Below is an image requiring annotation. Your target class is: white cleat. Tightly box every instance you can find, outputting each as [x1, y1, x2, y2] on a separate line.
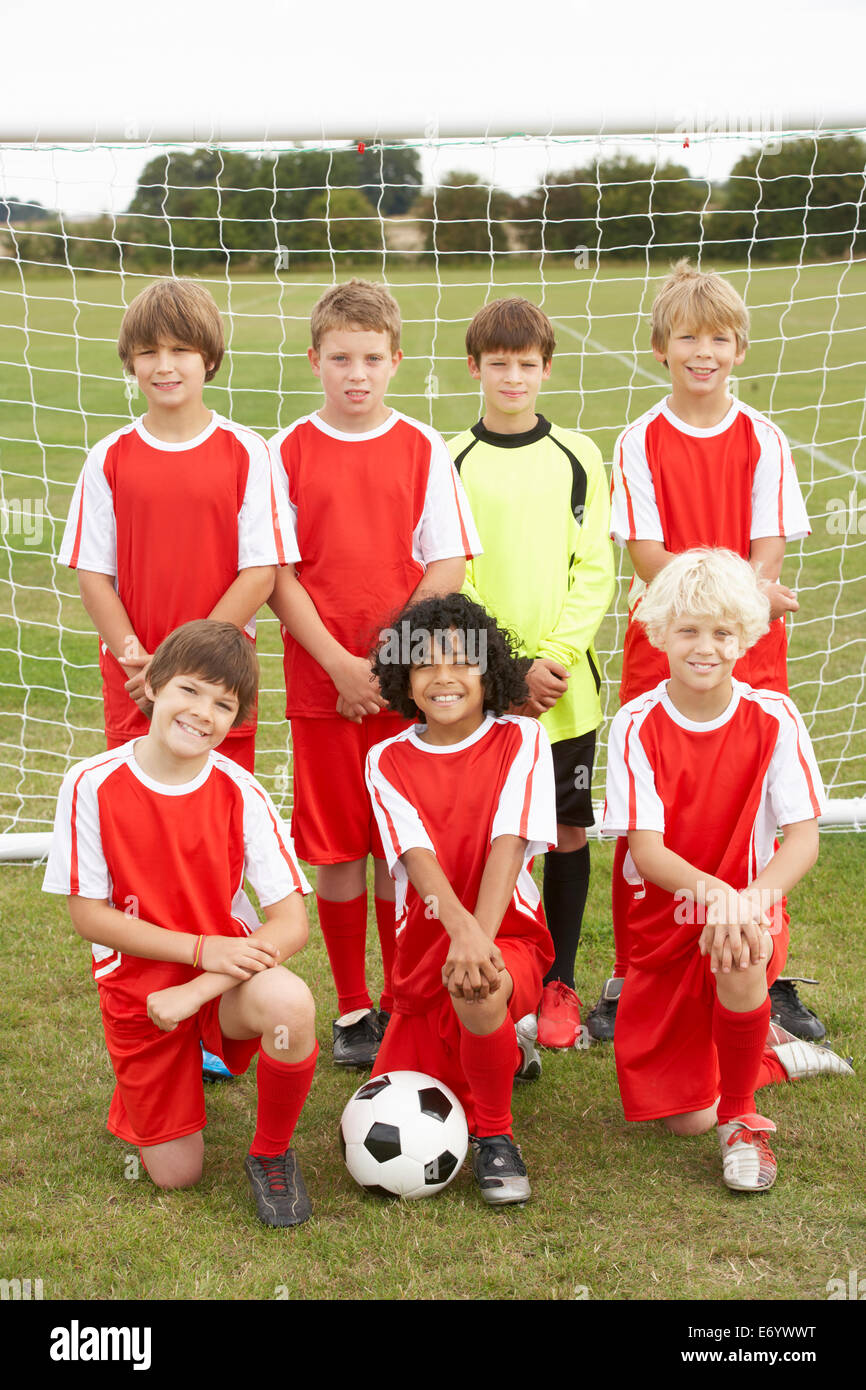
[514, 1014, 542, 1082]
[718, 1113, 778, 1192]
[767, 1021, 855, 1081]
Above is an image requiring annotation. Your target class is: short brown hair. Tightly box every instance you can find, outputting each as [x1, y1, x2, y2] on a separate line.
[310, 279, 401, 354]
[465, 298, 556, 364]
[651, 259, 749, 358]
[147, 620, 259, 727]
[117, 279, 225, 382]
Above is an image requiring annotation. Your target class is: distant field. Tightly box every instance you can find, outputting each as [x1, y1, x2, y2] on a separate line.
[0, 258, 864, 832]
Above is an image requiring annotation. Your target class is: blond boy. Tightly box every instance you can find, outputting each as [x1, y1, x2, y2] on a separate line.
[602, 550, 851, 1192]
[591, 260, 821, 1043]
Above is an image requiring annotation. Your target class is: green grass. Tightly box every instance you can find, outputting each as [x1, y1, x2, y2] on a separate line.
[0, 258, 863, 1305]
[1, 841, 863, 1303]
[0, 258, 865, 832]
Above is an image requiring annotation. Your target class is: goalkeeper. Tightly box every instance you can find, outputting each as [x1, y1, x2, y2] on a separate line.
[449, 298, 614, 1051]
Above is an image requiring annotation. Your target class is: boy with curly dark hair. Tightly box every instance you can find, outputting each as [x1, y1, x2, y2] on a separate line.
[365, 593, 557, 1206]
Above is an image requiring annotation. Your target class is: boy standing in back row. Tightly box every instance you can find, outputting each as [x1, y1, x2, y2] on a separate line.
[268, 281, 481, 1067]
[61, 278, 292, 773]
[591, 259, 823, 1044]
[450, 299, 614, 1049]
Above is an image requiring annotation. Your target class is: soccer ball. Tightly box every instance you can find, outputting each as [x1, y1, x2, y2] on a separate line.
[339, 1070, 469, 1200]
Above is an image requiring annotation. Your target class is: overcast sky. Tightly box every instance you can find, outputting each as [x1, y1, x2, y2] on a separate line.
[3, 0, 865, 214]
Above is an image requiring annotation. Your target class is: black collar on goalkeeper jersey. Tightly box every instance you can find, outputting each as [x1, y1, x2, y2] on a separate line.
[469, 414, 552, 448]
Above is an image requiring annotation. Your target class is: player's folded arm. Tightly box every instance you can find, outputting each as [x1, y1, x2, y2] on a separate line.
[473, 833, 528, 939]
[67, 894, 199, 966]
[253, 892, 309, 964]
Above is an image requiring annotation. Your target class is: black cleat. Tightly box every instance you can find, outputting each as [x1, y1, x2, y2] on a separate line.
[470, 1134, 530, 1206]
[332, 1008, 384, 1068]
[769, 977, 827, 1043]
[245, 1148, 312, 1228]
[586, 975, 622, 1042]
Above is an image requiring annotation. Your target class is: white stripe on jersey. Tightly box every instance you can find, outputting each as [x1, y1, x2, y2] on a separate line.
[490, 715, 557, 852]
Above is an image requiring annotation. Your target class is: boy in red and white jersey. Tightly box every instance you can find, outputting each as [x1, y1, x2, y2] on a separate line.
[590, 259, 820, 1043]
[366, 593, 556, 1206]
[602, 551, 852, 1192]
[43, 621, 318, 1227]
[60, 278, 293, 773]
[269, 281, 481, 1068]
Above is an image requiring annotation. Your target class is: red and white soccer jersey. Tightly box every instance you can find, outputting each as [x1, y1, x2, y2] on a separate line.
[269, 411, 482, 717]
[43, 742, 311, 1017]
[602, 680, 826, 1119]
[610, 398, 810, 701]
[366, 714, 557, 1013]
[60, 413, 297, 744]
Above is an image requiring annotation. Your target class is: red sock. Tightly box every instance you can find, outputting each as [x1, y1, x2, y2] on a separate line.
[374, 895, 396, 1014]
[458, 1016, 520, 1138]
[714, 996, 772, 1124]
[756, 1048, 789, 1088]
[250, 1043, 318, 1158]
[316, 892, 371, 1015]
[611, 837, 631, 979]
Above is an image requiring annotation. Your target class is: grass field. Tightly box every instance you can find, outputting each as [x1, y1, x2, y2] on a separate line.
[0, 258, 864, 1308]
[1, 841, 863, 1305]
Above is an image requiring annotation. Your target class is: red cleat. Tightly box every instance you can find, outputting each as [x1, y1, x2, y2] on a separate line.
[537, 980, 582, 1049]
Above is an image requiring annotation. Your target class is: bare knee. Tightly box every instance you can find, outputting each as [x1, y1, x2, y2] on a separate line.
[316, 859, 366, 901]
[663, 1105, 718, 1137]
[554, 824, 587, 854]
[451, 989, 509, 1037]
[239, 968, 316, 1058]
[141, 1132, 204, 1189]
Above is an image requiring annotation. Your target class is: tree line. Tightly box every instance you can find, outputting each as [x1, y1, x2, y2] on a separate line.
[6, 137, 865, 271]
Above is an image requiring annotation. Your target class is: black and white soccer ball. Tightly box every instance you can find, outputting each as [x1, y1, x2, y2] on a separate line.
[339, 1070, 469, 1200]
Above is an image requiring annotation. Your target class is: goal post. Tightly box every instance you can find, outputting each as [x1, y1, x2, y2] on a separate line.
[1, 125, 865, 858]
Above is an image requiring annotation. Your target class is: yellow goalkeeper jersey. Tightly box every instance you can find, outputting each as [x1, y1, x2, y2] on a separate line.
[449, 415, 614, 742]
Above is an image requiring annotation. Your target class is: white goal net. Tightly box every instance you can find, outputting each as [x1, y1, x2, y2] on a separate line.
[1, 127, 865, 853]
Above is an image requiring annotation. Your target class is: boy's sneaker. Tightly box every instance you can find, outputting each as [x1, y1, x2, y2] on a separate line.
[201, 1045, 233, 1082]
[332, 1007, 383, 1068]
[586, 976, 623, 1042]
[537, 980, 583, 1049]
[514, 1014, 542, 1081]
[767, 1021, 854, 1080]
[717, 1113, 777, 1192]
[244, 1148, 312, 1227]
[768, 977, 826, 1042]
[470, 1134, 531, 1206]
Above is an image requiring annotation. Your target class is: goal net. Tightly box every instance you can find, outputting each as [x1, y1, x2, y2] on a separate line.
[1, 127, 865, 854]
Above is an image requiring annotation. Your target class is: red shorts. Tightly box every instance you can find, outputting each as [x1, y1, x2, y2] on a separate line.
[107, 726, 256, 773]
[371, 938, 545, 1133]
[614, 913, 789, 1122]
[99, 992, 260, 1147]
[290, 713, 411, 865]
